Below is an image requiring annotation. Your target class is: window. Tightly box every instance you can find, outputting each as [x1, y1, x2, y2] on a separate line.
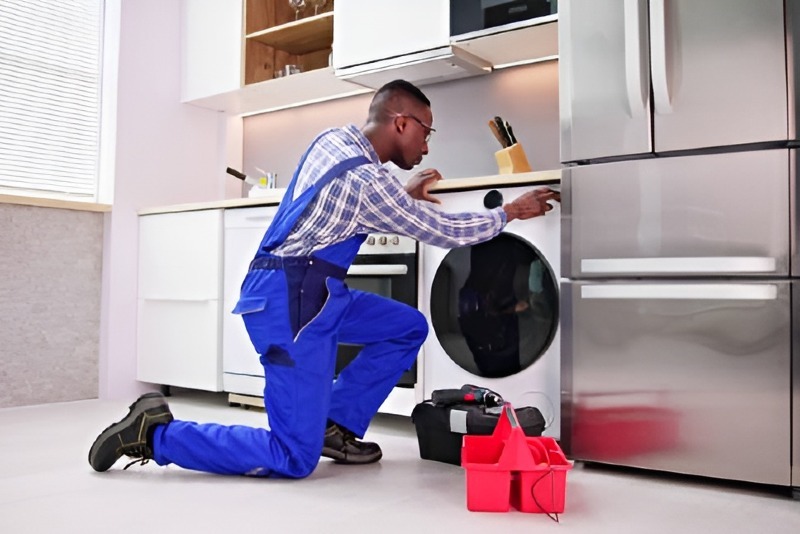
[0, 0, 105, 201]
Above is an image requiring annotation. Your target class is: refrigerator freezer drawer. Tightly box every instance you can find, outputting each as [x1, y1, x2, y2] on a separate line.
[561, 280, 792, 485]
[562, 150, 790, 278]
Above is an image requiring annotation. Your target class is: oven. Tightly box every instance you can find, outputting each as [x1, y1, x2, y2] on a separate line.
[339, 234, 418, 387]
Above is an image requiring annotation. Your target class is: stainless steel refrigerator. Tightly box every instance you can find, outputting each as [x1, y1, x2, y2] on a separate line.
[559, 0, 799, 491]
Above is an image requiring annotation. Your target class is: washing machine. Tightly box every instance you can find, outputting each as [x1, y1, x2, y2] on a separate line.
[421, 184, 561, 438]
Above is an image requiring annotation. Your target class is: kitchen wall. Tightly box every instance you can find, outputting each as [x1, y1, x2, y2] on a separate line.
[98, 0, 237, 401]
[0, 204, 103, 408]
[242, 61, 560, 186]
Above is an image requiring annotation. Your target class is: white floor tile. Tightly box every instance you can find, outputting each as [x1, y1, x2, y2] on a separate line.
[0, 390, 797, 533]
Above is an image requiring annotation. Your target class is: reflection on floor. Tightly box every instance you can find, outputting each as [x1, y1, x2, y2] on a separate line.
[0, 389, 797, 533]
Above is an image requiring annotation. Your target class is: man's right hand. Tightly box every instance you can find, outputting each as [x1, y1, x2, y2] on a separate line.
[502, 187, 561, 222]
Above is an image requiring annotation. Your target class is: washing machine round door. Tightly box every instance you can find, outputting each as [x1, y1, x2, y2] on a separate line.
[429, 232, 559, 378]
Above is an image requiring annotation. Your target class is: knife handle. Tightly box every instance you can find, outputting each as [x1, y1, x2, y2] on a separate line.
[504, 121, 517, 145]
[493, 116, 512, 147]
[488, 120, 508, 148]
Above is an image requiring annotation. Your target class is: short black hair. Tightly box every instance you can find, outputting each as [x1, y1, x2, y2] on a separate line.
[374, 79, 431, 108]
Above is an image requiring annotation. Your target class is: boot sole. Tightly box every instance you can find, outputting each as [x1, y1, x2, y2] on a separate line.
[88, 392, 172, 472]
[321, 447, 383, 465]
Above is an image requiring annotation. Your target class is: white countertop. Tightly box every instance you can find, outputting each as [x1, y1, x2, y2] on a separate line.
[139, 169, 560, 215]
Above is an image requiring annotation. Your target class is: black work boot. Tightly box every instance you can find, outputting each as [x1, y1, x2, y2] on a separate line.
[321, 423, 382, 465]
[88, 392, 173, 472]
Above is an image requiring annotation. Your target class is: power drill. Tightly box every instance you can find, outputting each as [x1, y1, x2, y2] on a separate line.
[431, 384, 504, 410]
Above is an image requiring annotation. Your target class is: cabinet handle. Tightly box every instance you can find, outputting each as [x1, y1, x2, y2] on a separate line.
[581, 284, 778, 301]
[624, 0, 646, 118]
[649, 0, 672, 114]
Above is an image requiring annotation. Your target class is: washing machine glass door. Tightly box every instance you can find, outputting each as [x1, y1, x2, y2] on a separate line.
[430, 232, 558, 378]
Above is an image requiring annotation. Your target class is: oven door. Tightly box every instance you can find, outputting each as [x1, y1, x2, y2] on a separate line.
[338, 251, 418, 386]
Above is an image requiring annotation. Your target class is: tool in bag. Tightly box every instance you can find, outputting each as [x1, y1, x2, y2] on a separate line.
[430, 384, 504, 413]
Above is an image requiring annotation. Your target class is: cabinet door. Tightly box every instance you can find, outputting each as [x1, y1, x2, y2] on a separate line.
[332, 0, 450, 69]
[137, 210, 223, 390]
[180, 0, 243, 102]
[137, 299, 222, 391]
[138, 210, 223, 300]
[653, 0, 787, 152]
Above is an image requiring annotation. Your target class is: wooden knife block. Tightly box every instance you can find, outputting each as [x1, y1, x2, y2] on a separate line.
[495, 143, 532, 174]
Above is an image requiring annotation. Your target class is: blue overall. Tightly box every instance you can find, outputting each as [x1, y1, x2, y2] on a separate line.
[151, 135, 428, 478]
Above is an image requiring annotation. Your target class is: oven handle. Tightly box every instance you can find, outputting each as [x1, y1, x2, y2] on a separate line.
[346, 264, 408, 276]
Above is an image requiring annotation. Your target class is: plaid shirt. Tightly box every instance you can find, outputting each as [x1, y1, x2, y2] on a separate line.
[272, 124, 506, 257]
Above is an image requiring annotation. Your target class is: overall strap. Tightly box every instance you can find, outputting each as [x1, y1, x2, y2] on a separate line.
[257, 153, 370, 255]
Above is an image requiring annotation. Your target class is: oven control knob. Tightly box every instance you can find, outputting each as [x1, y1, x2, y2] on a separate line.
[378, 236, 388, 245]
[390, 236, 400, 245]
[366, 236, 375, 245]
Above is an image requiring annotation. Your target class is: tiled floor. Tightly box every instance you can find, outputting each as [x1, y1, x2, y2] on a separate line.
[1, 389, 797, 533]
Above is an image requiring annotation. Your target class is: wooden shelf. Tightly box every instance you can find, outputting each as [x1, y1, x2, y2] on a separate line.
[246, 12, 333, 55]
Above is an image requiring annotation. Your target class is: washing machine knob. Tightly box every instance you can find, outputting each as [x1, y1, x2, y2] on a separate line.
[484, 189, 504, 209]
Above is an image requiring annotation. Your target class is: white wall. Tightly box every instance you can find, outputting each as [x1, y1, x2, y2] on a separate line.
[98, 0, 240, 399]
[242, 61, 560, 186]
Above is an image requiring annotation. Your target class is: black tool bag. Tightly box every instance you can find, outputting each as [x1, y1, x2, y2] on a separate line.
[411, 400, 546, 466]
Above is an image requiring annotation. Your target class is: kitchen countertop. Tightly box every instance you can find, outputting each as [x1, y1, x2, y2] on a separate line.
[139, 169, 560, 215]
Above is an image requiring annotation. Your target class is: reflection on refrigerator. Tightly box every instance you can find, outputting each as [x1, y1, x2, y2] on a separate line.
[559, 0, 797, 489]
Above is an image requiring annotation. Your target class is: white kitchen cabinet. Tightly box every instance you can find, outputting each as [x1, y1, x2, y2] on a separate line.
[222, 206, 278, 396]
[332, 0, 491, 89]
[180, 0, 244, 103]
[332, 0, 450, 69]
[137, 209, 224, 391]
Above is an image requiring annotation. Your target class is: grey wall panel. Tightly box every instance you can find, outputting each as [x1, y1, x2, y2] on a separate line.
[0, 204, 103, 408]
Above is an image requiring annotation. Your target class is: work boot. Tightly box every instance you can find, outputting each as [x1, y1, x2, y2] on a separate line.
[321, 423, 382, 464]
[88, 392, 173, 472]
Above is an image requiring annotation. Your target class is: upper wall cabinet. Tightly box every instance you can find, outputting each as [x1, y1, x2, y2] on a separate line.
[332, 0, 492, 89]
[180, 0, 243, 102]
[182, 0, 369, 115]
[332, 0, 558, 90]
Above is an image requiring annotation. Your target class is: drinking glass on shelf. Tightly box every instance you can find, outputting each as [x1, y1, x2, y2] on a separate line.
[288, 0, 307, 20]
[308, 0, 327, 15]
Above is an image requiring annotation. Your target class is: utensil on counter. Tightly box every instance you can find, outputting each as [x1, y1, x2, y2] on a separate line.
[493, 116, 513, 147]
[488, 119, 509, 148]
[489, 116, 518, 148]
[504, 120, 518, 145]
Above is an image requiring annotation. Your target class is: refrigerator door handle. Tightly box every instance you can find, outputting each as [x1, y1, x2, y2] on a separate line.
[624, 0, 647, 118]
[649, 0, 672, 115]
[581, 256, 777, 275]
[580, 284, 778, 301]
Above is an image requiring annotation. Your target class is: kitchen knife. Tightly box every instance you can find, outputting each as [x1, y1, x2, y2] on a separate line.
[488, 119, 509, 148]
[504, 120, 517, 145]
[493, 116, 512, 147]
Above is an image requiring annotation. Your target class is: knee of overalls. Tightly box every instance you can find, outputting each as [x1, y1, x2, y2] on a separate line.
[401, 306, 429, 346]
[284, 450, 322, 479]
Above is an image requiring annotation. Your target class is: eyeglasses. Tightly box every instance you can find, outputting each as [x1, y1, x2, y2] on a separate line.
[394, 113, 435, 143]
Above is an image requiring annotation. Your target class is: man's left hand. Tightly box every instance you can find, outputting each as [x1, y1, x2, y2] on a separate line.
[405, 168, 442, 204]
